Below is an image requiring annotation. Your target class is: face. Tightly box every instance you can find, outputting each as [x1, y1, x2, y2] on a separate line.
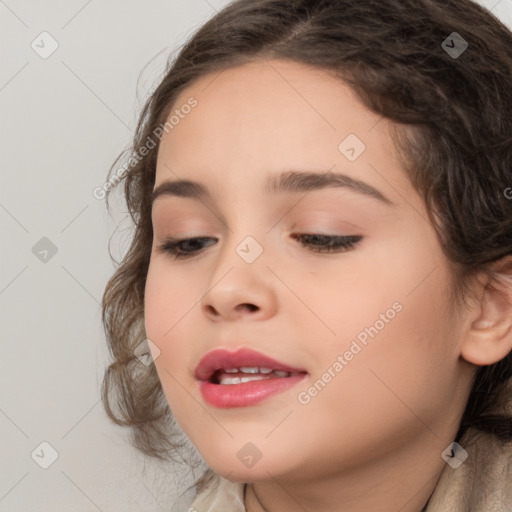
[144, 59, 472, 485]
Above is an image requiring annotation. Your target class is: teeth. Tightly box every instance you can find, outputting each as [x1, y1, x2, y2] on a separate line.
[219, 375, 269, 385]
[217, 370, 294, 384]
[239, 367, 259, 374]
[220, 367, 285, 374]
[220, 377, 241, 385]
[240, 376, 267, 383]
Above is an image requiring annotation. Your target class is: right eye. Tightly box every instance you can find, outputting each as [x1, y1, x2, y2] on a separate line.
[157, 237, 217, 260]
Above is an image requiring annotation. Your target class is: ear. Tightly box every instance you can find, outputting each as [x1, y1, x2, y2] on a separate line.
[460, 257, 512, 366]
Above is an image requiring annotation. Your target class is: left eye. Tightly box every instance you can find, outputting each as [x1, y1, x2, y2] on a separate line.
[291, 233, 362, 253]
[157, 233, 363, 260]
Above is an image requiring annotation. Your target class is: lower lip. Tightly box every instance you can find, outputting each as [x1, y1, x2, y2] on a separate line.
[198, 374, 307, 408]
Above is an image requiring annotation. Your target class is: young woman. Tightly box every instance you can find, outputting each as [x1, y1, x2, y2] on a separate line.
[100, 0, 512, 510]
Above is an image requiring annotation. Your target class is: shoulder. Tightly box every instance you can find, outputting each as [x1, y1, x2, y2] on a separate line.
[172, 473, 246, 512]
[425, 430, 512, 512]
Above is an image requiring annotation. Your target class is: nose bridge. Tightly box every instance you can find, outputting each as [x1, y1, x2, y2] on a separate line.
[211, 228, 267, 289]
[213, 203, 269, 273]
[201, 226, 275, 319]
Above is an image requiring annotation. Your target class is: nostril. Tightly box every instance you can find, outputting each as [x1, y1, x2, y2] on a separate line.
[204, 305, 218, 315]
[238, 303, 258, 312]
[203, 303, 259, 316]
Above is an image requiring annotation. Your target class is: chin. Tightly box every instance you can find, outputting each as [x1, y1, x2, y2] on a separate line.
[202, 447, 299, 484]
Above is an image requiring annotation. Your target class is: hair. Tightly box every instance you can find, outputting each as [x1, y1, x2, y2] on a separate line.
[100, 0, 512, 494]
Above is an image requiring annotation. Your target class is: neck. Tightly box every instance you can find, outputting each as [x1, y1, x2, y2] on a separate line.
[244, 432, 449, 512]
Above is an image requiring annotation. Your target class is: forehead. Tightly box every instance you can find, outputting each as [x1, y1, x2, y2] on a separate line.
[154, 59, 404, 196]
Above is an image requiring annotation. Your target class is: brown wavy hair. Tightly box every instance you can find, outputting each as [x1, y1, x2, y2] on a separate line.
[100, 0, 512, 493]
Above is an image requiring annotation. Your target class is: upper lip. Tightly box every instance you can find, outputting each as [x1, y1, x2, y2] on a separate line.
[194, 347, 308, 382]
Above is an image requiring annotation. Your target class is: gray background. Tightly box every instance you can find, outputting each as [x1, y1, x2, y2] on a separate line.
[1, 0, 510, 510]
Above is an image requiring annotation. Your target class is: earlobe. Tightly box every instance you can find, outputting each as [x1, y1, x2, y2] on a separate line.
[460, 261, 512, 367]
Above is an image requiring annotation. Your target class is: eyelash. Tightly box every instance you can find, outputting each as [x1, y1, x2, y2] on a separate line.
[157, 234, 363, 260]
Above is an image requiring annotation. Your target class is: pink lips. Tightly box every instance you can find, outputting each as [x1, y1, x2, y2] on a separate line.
[194, 348, 308, 408]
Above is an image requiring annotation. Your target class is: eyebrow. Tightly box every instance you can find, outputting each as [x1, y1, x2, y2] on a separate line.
[151, 170, 395, 207]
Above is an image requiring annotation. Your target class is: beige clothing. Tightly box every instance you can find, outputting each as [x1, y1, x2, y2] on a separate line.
[173, 428, 512, 511]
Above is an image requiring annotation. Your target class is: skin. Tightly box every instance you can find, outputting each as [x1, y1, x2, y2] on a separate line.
[144, 59, 512, 512]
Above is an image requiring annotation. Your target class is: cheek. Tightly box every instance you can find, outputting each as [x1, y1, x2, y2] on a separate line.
[298, 236, 458, 410]
[283, 290, 456, 473]
[143, 260, 201, 391]
[143, 264, 198, 425]
[307, 268, 457, 429]
[144, 260, 196, 339]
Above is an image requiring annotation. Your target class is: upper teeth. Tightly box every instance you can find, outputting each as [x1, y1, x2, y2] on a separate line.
[224, 367, 274, 374]
[216, 368, 294, 385]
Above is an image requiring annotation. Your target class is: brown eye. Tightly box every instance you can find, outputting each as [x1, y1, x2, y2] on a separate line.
[158, 237, 217, 259]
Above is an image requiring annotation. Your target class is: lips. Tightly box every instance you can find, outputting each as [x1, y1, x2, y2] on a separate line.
[194, 347, 307, 382]
[194, 347, 308, 408]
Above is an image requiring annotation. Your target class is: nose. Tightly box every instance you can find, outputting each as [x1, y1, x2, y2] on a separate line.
[200, 238, 278, 322]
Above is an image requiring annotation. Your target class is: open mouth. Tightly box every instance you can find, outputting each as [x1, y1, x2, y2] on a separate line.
[209, 367, 304, 385]
[195, 347, 308, 408]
